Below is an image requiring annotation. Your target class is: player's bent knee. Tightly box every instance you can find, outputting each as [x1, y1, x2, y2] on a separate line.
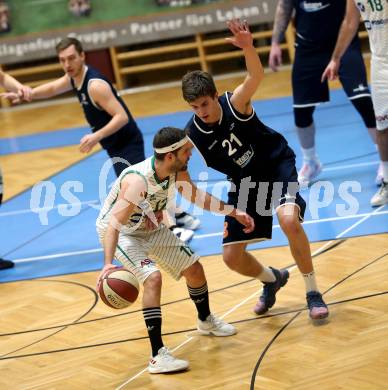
[278, 214, 302, 237]
[182, 261, 205, 281]
[143, 271, 162, 290]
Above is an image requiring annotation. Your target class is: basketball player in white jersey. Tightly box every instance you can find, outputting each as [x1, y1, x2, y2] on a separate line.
[323, 0, 388, 206]
[96, 126, 254, 374]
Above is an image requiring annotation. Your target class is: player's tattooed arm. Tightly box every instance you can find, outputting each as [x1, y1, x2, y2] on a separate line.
[272, 0, 294, 44]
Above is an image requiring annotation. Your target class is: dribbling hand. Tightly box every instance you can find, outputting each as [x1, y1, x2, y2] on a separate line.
[96, 263, 117, 291]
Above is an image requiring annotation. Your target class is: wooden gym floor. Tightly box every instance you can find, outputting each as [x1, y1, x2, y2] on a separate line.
[0, 67, 387, 389]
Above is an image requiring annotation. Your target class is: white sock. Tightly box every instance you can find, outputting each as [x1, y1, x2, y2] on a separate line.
[257, 267, 276, 283]
[301, 147, 318, 162]
[302, 271, 318, 293]
[382, 161, 388, 183]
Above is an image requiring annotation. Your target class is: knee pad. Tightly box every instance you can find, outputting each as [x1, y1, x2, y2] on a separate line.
[351, 96, 376, 128]
[294, 106, 315, 128]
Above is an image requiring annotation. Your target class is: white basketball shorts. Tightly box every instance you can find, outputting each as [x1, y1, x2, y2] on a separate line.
[371, 55, 388, 131]
[97, 226, 199, 284]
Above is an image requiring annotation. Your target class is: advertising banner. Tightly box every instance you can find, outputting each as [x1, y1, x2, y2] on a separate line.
[0, 0, 275, 64]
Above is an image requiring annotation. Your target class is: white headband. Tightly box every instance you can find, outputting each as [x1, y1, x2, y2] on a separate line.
[154, 136, 189, 154]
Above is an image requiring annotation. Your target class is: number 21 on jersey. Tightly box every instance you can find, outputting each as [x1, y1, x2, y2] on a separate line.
[222, 132, 242, 156]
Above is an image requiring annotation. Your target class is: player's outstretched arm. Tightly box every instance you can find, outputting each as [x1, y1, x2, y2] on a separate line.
[3, 75, 72, 105]
[80, 80, 129, 153]
[176, 170, 254, 233]
[322, 0, 361, 82]
[32, 75, 73, 100]
[269, 0, 294, 72]
[226, 19, 264, 115]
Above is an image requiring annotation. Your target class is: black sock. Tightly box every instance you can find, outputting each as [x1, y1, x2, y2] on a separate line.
[143, 307, 163, 357]
[188, 283, 210, 321]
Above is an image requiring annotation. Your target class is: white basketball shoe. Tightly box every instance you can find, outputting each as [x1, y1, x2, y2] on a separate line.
[148, 347, 189, 374]
[175, 212, 201, 230]
[197, 314, 237, 336]
[298, 159, 322, 187]
[171, 226, 194, 243]
[370, 181, 388, 207]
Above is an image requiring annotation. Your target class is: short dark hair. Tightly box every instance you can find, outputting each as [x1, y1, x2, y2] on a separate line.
[181, 70, 217, 102]
[56, 37, 84, 55]
[153, 127, 187, 160]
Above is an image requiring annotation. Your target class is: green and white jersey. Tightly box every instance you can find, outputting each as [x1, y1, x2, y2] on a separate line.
[96, 156, 176, 233]
[355, 0, 388, 57]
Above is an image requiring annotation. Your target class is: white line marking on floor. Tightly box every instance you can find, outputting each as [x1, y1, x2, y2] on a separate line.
[0, 160, 378, 217]
[0, 200, 98, 217]
[11, 208, 387, 263]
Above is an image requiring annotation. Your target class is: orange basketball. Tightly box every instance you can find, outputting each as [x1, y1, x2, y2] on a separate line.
[98, 267, 139, 309]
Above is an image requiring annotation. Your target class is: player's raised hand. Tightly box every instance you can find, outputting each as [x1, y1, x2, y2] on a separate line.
[321, 59, 340, 82]
[225, 19, 253, 49]
[234, 209, 255, 233]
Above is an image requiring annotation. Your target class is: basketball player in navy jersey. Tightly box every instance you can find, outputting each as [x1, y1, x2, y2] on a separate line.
[0, 70, 32, 269]
[3, 37, 199, 240]
[25, 37, 146, 177]
[182, 19, 329, 320]
[269, 0, 380, 187]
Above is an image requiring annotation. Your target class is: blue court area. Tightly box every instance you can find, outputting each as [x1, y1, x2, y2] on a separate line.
[1, 89, 387, 283]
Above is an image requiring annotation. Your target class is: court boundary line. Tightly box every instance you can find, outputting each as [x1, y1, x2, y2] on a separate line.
[0, 159, 380, 218]
[10, 209, 387, 263]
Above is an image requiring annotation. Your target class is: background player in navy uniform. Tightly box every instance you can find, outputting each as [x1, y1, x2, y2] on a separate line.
[0, 70, 32, 269]
[322, 0, 388, 206]
[4, 37, 199, 240]
[25, 37, 145, 176]
[182, 19, 329, 320]
[269, 0, 380, 186]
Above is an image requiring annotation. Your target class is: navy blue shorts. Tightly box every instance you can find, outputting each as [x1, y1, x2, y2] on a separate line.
[107, 137, 145, 177]
[292, 37, 370, 107]
[223, 153, 306, 245]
